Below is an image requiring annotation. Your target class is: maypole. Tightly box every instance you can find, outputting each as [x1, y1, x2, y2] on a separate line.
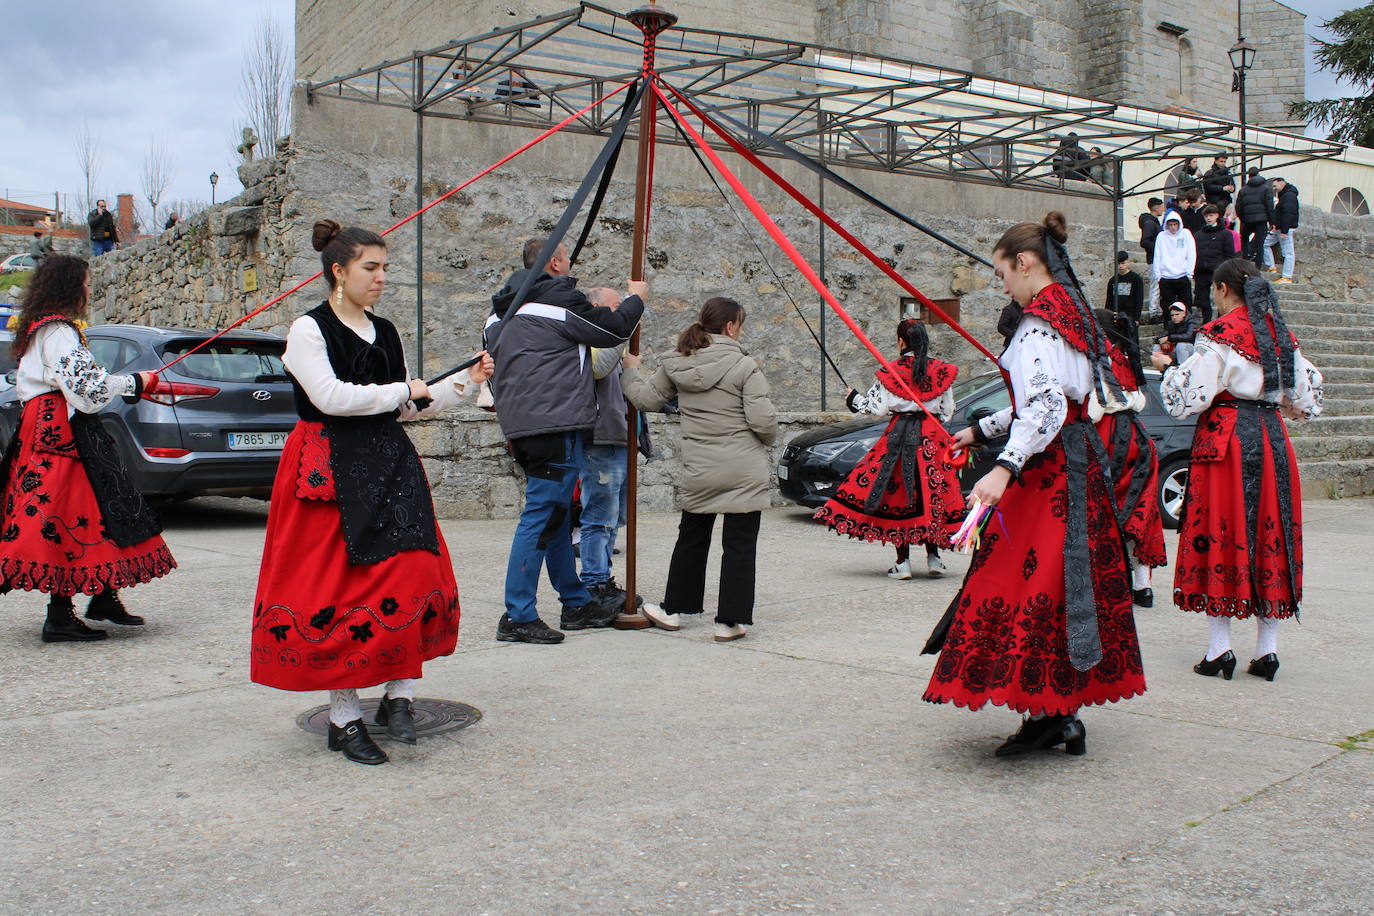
[613, 3, 677, 629]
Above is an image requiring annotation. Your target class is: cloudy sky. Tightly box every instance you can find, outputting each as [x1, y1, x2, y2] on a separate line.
[0, 0, 1363, 226]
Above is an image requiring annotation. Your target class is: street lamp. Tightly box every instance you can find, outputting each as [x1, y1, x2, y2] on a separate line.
[209, 171, 219, 205]
[1229, 36, 1256, 174]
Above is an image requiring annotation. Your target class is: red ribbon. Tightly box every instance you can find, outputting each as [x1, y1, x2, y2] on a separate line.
[157, 80, 636, 375]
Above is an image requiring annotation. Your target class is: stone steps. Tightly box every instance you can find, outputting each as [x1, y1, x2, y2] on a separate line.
[1318, 367, 1374, 381]
[1304, 339, 1374, 357]
[1291, 435, 1374, 461]
[1283, 309, 1374, 327]
[1300, 458, 1374, 500]
[1287, 323, 1374, 341]
[1319, 398, 1374, 417]
[1290, 414, 1374, 437]
[1321, 382, 1374, 398]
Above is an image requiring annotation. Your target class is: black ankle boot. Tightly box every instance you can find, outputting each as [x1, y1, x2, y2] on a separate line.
[86, 590, 144, 626]
[995, 714, 1085, 757]
[42, 596, 108, 643]
[327, 720, 388, 765]
[375, 696, 417, 744]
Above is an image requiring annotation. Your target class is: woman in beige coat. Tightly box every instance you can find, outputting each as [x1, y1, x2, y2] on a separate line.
[622, 297, 779, 642]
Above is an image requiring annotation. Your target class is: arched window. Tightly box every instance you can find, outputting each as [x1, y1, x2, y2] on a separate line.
[1177, 38, 1194, 103]
[1332, 187, 1371, 216]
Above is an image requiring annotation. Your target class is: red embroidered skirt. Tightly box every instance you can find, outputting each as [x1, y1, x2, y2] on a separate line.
[1095, 412, 1168, 568]
[250, 421, 461, 692]
[1173, 402, 1302, 619]
[923, 433, 1146, 715]
[0, 394, 175, 596]
[813, 414, 961, 548]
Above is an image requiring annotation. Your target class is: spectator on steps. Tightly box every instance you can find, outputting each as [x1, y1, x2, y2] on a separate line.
[1153, 210, 1195, 318]
[1139, 197, 1164, 317]
[1105, 250, 1145, 324]
[1202, 154, 1236, 212]
[1263, 177, 1300, 283]
[1235, 167, 1277, 267]
[1193, 204, 1236, 324]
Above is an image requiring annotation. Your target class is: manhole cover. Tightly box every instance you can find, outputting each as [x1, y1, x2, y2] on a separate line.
[296, 698, 481, 739]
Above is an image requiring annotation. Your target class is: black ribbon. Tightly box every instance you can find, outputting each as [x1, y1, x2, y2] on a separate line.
[862, 414, 921, 514]
[704, 106, 994, 268]
[1243, 275, 1296, 399]
[1227, 399, 1300, 616]
[1043, 236, 1124, 409]
[1059, 418, 1106, 671]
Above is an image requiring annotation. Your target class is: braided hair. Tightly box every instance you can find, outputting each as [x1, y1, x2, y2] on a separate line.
[897, 317, 930, 387]
[1215, 258, 1296, 398]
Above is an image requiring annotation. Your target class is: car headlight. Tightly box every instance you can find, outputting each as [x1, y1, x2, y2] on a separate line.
[809, 436, 879, 464]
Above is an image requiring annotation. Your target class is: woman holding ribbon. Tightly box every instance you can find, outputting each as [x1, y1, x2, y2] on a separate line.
[1154, 258, 1322, 682]
[813, 318, 961, 579]
[924, 211, 1146, 758]
[0, 254, 174, 642]
[250, 219, 492, 765]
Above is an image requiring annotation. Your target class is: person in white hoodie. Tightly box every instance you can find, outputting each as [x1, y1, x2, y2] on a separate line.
[1153, 210, 1196, 318]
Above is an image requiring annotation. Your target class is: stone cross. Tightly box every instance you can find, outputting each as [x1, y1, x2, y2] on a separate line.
[237, 127, 260, 163]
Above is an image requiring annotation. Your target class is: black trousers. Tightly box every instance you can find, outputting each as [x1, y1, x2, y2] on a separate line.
[662, 510, 761, 625]
[1158, 276, 1193, 313]
[1193, 270, 1214, 324]
[1242, 221, 1270, 267]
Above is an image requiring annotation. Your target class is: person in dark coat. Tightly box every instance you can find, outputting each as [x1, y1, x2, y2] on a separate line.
[1235, 167, 1277, 267]
[1138, 197, 1164, 317]
[86, 200, 117, 256]
[1202, 155, 1235, 211]
[1153, 301, 1198, 367]
[1263, 177, 1300, 283]
[1105, 250, 1145, 323]
[1177, 188, 1205, 234]
[1192, 204, 1236, 323]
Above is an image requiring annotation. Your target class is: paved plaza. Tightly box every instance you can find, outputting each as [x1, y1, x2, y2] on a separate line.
[2, 496, 1371, 915]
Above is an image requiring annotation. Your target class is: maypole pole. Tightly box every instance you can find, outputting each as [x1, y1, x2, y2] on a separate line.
[614, 3, 677, 629]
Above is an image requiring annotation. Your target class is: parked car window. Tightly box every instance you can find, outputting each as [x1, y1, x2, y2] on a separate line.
[87, 337, 137, 372]
[961, 384, 1012, 424]
[160, 341, 287, 383]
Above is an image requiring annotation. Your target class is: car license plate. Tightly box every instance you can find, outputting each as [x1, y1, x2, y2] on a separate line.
[227, 430, 289, 450]
[776, 465, 789, 480]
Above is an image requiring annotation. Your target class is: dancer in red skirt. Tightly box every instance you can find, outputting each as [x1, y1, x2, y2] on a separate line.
[1154, 258, 1322, 682]
[251, 220, 492, 765]
[1093, 308, 1168, 607]
[924, 212, 1145, 758]
[813, 319, 961, 579]
[0, 255, 174, 641]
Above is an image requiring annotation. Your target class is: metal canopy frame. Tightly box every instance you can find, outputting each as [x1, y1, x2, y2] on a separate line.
[305, 2, 1343, 201]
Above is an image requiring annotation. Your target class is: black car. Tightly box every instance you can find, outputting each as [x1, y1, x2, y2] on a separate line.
[0, 324, 297, 500]
[777, 370, 1196, 528]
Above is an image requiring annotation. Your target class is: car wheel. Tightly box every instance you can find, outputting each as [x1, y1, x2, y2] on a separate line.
[1158, 458, 1189, 530]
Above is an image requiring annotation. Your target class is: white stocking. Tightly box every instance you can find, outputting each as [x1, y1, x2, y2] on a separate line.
[385, 678, 416, 701]
[1131, 561, 1152, 590]
[1254, 617, 1280, 658]
[329, 688, 362, 727]
[1207, 616, 1232, 661]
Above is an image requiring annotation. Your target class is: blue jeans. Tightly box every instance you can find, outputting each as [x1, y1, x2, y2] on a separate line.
[91, 240, 114, 256]
[503, 432, 593, 623]
[579, 444, 628, 588]
[1262, 230, 1296, 278]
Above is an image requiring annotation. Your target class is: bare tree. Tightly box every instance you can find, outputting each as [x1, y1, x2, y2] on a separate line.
[140, 139, 175, 231]
[238, 15, 293, 159]
[73, 120, 101, 215]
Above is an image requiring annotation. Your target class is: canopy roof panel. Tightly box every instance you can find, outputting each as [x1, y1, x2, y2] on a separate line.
[305, 2, 1342, 199]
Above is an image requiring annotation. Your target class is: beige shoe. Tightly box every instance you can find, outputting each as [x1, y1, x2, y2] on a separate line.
[714, 623, 747, 643]
[640, 603, 682, 632]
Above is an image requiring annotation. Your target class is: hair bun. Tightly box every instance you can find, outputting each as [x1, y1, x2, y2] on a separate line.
[1042, 211, 1068, 244]
[311, 219, 342, 252]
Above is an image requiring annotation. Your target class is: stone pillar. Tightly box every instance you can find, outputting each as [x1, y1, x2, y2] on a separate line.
[116, 193, 135, 242]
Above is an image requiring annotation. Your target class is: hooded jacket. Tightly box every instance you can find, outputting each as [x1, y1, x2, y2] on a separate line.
[1275, 182, 1300, 232]
[1193, 221, 1236, 274]
[1236, 175, 1276, 226]
[1138, 211, 1161, 260]
[487, 272, 643, 441]
[622, 335, 778, 514]
[1152, 211, 1196, 281]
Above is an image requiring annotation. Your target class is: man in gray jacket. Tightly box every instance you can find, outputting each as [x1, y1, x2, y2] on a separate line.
[488, 241, 647, 644]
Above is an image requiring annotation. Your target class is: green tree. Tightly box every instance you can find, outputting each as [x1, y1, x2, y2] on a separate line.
[1289, 4, 1374, 147]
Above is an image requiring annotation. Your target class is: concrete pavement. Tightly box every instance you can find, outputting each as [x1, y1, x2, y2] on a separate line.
[1, 496, 1371, 915]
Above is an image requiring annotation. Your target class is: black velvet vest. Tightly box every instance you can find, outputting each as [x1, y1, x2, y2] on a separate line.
[290, 303, 437, 566]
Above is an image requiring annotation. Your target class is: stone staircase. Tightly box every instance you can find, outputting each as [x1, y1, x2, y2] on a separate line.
[1279, 283, 1374, 498]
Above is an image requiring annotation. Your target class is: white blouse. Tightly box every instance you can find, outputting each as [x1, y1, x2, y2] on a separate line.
[283, 316, 476, 420]
[850, 378, 954, 423]
[1159, 334, 1323, 422]
[975, 315, 1095, 472]
[16, 322, 137, 417]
